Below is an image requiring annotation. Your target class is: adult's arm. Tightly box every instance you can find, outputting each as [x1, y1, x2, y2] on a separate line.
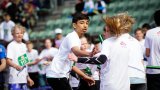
[71, 46, 91, 57]
[77, 54, 107, 64]
[68, 54, 107, 64]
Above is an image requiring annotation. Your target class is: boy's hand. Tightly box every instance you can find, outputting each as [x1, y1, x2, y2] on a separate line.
[83, 75, 95, 86]
[14, 65, 23, 71]
[27, 77, 34, 86]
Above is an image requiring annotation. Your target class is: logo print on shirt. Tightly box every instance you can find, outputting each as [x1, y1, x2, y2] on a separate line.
[120, 41, 127, 48]
[157, 31, 160, 36]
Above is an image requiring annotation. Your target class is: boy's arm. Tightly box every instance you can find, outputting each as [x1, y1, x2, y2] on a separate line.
[0, 59, 6, 72]
[71, 46, 91, 57]
[146, 48, 150, 57]
[6, 58, 23, 71]
[69, 54, 107, 64]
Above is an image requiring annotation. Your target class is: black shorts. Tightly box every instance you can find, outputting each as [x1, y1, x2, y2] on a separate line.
[47, 77, 72, 90]
[78, 79, 100, 90]
[147, 74, 160, 90]
[29, 72, 39, 89]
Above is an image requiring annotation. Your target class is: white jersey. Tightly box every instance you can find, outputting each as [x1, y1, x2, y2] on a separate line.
[46, 31, 81, 78]
[7, 41, 28, 84]
[145, 27, 160, 74]
[38, 47, 58, 74]
[26, 49, 39, 73]
[0, 20, 15, 41]
[128, 38, 145, 80]
[100, 33, 135, 90]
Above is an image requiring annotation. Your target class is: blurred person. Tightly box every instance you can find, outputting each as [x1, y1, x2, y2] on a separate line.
[0, 13, 15, 42]
[37, 38, 58, 89]
[6, 0, 22, 22]
[6, 25, 34, 90]
[20, 17, 30, 30]
[0, 44, 6, 89]
[141, 23, 151, 38]
[26, 41, 39, 90]
[69, 13, 141, 90]
[75, 0, 85, 13]
[134, 28, 147, 61]
[76, 36, 100, 90]
[83, 0, 95, 16]
[55, 28, 64, 48]
[84, 33, 94, 52]
[46, 13, 95, 90]
[127, 28, 147, 90]
[145, 10, 160, 90]
[0, 0, 11, 10]
[95, 0, 106, 14]
[103, 25, 111, 39]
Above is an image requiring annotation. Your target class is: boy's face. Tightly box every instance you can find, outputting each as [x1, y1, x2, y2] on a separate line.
[135, 30, 144, 41]
[45, 39, 52, 49]
[27, 44, 33, 51]
[13, 28, 24, 43]
[4, 15, 10, 21]
[80, 38, 89, 51]
[73, 19, 89, 36]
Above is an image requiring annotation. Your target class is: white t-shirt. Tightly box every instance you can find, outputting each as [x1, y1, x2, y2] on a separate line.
[38, 47, 58, 74]
[100, 33, 135, 90]
[46, 31, 81, 78]
[76, 63, 99, 80]
[145, 27, 160, 74]
[139, 39, 145, 56]
[139, 39, 148, 66]
[7, 40, 28, 84]
[128, 38, 145, 79]
[0, 20, 15, 41]
[26, 49, 39, 73]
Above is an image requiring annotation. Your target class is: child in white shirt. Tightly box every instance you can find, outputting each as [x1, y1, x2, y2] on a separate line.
[7, 25, 34, 90]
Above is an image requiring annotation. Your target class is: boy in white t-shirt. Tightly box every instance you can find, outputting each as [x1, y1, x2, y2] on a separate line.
[46, 13, 95, 90]
[69, 13, 138, 90]
[26, 41, 39, 89]
[6, 25, 34, 90]
[0, 13, 15, 42]
[37, 38, 58, 89]
[145, 10, 160, 90]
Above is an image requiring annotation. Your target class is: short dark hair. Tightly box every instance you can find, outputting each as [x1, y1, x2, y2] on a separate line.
[142, 23, 151, 29]
[72, 12, 90, 23]
[154, 10, 160, 26]
[26, 41, 33, 45]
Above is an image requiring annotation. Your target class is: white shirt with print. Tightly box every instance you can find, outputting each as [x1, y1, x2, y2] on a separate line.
[27, 49, 39, 73]
[0, 20, 15, 41]
[100, 33, 135, 90]
[7, 41, 28, 84]
[145, 27, 160, 74]
[46, 31, 81, 78]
